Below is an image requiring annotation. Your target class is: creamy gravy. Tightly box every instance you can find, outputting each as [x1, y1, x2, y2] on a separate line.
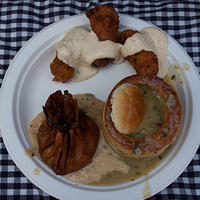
[91, 148, 169, 186]
[128, 84, 165, 138]
[121, 27, 169, 78]
[33, 168, 42, 175]
[143, 175, 152, 199]
[25, 147, 35, 157]
[28, 112, 45, 155]
[182, 63, 190, 72]
[56, 27, 123, 82]
[56, 26, 168, 81]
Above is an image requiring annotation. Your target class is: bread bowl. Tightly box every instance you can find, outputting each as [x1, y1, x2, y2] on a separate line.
[103, 75, 181, 158]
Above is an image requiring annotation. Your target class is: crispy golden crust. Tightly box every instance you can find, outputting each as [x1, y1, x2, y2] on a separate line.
[86, 4, 119, 68]
[50, 56, 75, 83]
[119, 29, 138, 44]
[103, 75, 181, 159]
[86, 4, 119, 42]
[127, 50, 159, 76]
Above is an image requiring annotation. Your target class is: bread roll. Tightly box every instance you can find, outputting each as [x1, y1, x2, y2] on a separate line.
[111, 84, 145, 134]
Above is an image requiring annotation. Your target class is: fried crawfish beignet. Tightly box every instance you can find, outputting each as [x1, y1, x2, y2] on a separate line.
[86, 4, 119, 42]
[120, 30, 159, 76]
[86, 4, 119, 68]
[50, 56, 75, 83]
[127, 50, 159, 76]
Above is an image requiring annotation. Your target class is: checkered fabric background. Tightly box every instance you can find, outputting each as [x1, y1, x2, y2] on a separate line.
[0, 0, 200, 199]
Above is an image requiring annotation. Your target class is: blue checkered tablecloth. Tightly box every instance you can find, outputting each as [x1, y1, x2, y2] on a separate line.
[0, 0, 200, 199]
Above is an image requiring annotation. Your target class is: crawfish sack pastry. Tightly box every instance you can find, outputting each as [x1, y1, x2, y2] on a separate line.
[86, 4, 119, 68]
[37, 90, 100, 175]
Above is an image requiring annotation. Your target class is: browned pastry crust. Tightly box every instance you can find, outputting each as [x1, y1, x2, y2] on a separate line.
[50, 56, 75, 83]
[86, 4, 119, 68]
[37, 90, 99, 175]
[103, 75, 181, 158]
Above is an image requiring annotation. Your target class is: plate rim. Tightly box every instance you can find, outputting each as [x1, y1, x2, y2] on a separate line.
[1, 13, 200, 200]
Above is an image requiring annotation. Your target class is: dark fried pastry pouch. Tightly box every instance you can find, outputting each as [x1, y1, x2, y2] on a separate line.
[37, 90, 99, 175]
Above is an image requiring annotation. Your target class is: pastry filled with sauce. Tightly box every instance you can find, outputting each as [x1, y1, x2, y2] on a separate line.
[103, 75, 181, 159]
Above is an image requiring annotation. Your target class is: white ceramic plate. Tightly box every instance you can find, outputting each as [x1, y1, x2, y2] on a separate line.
[1, 14, 200, 200]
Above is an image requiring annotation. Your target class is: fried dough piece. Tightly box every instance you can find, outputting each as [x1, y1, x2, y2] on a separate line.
[119, 29, 138, 44]
[120, 29, 159, 76]
[127, 50, 159, 76]
[86, 4, 119, 42]
[86, 4, 119, 68]
[50, 56, 75, 83]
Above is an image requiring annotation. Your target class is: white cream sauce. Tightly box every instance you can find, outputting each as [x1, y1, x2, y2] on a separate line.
[56, 26, 168, 81]
[121, 27, 169, 78]
[56, 27, 123, 82]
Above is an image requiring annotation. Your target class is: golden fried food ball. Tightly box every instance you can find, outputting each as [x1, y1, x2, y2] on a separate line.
[127, 50, 159, 76]
[50, 56, 75, 83]
[86, 4, 119, 42]
[86, 4, 119, 68]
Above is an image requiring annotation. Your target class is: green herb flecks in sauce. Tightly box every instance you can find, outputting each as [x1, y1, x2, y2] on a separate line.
[128, 85, 165, 138]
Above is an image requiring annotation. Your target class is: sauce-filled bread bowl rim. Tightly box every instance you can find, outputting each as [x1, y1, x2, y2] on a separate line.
[103, 75, 181, 159]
